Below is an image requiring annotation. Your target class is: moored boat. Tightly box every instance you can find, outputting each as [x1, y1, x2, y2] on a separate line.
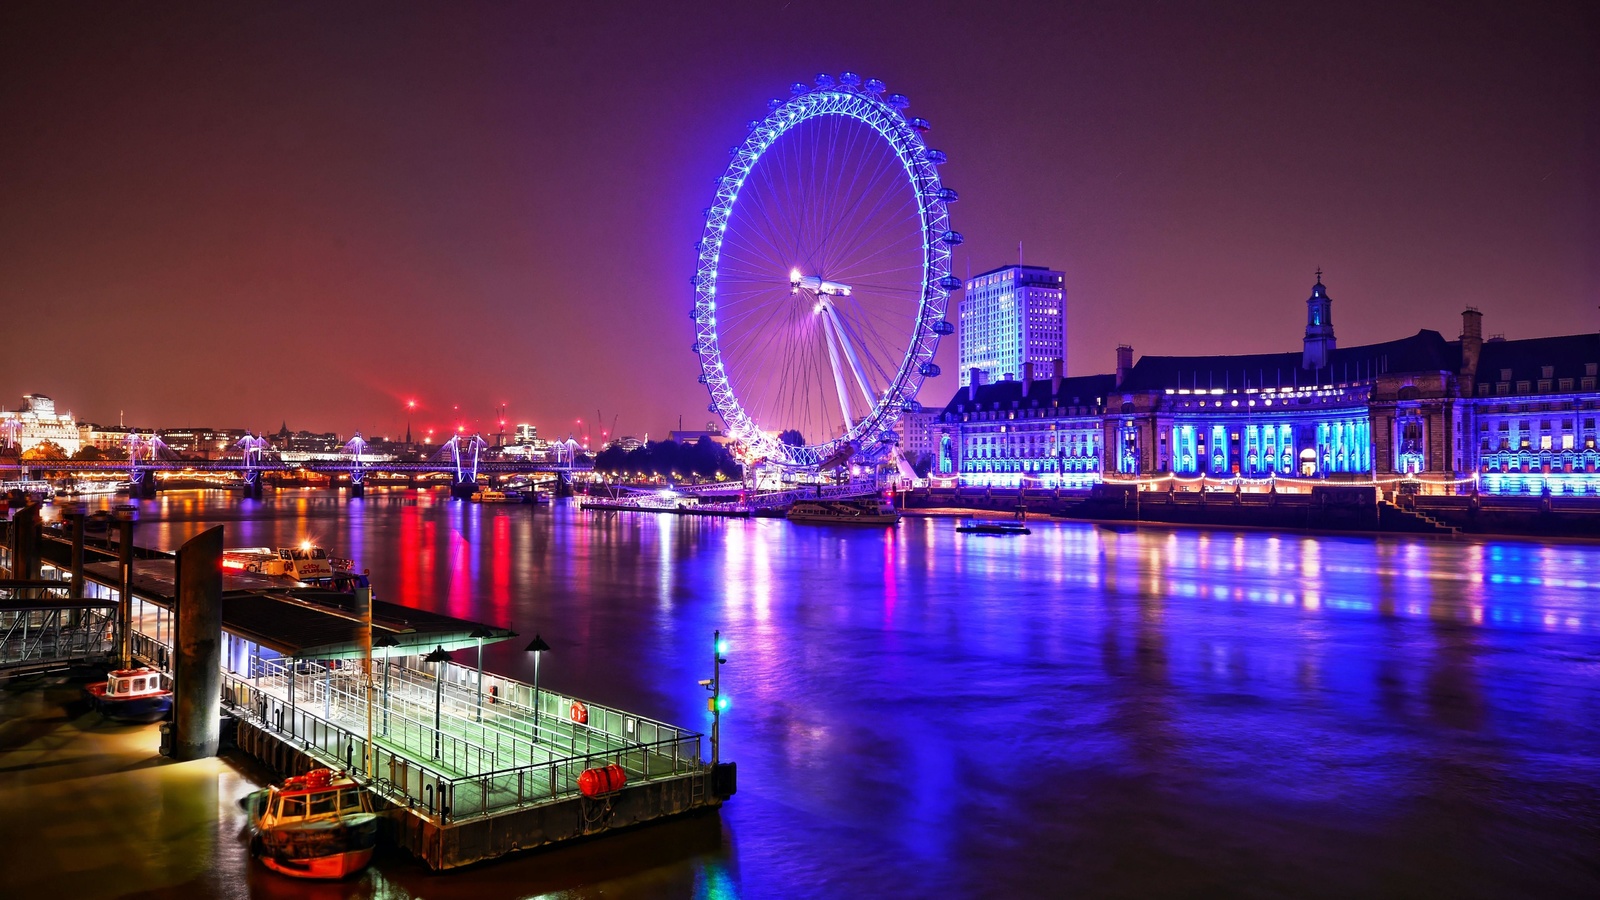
[955, 518, 1031, 535]
[242, 768, 380, 879]
[787, 496, 900, 525]
[472, 488, 525, 504]
[84, 667, 173, 723]
[223, 541, 353, 587]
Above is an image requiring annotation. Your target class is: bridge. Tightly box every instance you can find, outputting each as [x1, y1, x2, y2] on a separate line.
[0, 432, 591, 500]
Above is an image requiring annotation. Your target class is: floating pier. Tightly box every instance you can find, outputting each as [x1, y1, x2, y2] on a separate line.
[2, 516, 733, 870]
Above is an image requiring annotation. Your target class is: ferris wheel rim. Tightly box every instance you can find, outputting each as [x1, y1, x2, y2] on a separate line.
[691, 79, 955, 469]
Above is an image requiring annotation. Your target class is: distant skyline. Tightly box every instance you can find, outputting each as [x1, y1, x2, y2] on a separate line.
[1, 1, 1594, 436]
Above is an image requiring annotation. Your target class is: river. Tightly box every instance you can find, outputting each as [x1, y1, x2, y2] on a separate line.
[49, 490, 1600, 897]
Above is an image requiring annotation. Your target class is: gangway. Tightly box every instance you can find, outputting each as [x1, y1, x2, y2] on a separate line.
[0, 580, 117, 675]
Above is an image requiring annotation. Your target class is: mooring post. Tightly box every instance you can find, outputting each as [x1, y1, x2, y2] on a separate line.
[172, 525, 224, 760]
[114, 506, 136, 669]
[65, 505, 86, 592]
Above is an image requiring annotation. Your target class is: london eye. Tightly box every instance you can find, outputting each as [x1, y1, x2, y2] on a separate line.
[691, 72, 959, 470]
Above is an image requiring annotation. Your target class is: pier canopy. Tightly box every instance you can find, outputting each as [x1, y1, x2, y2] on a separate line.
[82, 559, 515, 660]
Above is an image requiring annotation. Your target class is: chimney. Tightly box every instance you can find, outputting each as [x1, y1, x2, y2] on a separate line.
[968, 367, 984, 401]
[1460, 307, 1483, 395]
[1115, 345, 1133, 387]
[1022, 361, 1035, 397]
[1051, 358, 1064, 395]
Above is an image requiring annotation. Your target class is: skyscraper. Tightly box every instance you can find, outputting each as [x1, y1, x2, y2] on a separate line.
[958, 264, 1067, 387]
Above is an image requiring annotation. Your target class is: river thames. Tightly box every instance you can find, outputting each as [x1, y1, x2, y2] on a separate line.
[20, 489, 1600, 898]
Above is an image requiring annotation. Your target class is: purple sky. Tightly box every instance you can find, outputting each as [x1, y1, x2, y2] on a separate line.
[1, 2, 1594, 439]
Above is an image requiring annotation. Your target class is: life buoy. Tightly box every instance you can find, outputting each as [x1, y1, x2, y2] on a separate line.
[488, 685, 498, 704]
[570, 700, 588, 725]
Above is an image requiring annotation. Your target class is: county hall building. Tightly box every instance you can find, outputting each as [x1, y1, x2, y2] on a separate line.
[934, 275, 1600, 496]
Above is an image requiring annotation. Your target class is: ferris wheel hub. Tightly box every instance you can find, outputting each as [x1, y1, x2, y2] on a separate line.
[789, 270, 853, 297]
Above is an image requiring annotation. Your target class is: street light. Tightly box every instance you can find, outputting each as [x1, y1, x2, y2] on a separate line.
[525, 634, 550, 742]
[374, 634, 399, 735]
[423, 645, 452, 759]
[470, 625, 494, 723]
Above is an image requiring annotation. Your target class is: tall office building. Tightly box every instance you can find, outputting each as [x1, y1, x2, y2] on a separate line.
[958, 264, 1067, 387]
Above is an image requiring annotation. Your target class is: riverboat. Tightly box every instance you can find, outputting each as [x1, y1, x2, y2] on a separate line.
[472, 488, 525, 504]
[223, 542, 355, 587]
[57, 479, 129, 497]
[241, 768, 380, 879]
[955, 519, 1031, 535]
[84, 667, 173, 723]
[787, 497, 900, 525]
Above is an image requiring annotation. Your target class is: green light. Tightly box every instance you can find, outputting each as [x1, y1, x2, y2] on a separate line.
[716, 639, 730, 655]
[716, 696, 729, 711]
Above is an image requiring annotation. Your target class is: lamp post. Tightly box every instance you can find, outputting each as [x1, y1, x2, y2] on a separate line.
[374, 635, 399, 736]
[525, 634, 550, 742]
[470, 625, 494, 723]
[423, 645, 452, 760]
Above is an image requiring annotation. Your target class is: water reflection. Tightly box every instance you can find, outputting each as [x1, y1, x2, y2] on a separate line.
[55, 490, 1600, 899]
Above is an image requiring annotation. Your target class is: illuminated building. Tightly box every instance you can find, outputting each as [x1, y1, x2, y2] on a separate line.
[936, 359, 1112, 487]
[513, 424, 539, 445]
[958, 264, 1066, 387]
[895, 406, 939, 464]
[2, 394, 82, 456]
[936, 275, 1600, 495]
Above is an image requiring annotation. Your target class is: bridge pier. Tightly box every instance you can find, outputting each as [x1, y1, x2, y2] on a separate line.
[349, 479, 365, 499]
[450, 478, 476, 501]
[555, 471, 574, 498]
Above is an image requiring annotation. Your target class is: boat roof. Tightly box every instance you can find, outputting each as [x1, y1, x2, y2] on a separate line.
[83, 558, 516, 659]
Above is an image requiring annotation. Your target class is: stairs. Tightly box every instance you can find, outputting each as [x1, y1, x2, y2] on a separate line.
[1378, 499, 1460, 536]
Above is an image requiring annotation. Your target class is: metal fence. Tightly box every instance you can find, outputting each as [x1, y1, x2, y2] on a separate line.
[220, 663, 705, 824]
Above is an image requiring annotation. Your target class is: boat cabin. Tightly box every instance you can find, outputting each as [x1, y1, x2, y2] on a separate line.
[106, 668, 167, 697]
[261, 777, 370, 827]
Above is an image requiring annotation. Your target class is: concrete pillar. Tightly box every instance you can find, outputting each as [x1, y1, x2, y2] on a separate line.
[64, 507, 86, 588]
[172, 525, 224, 761]
[115, 507, 136, 668]
[10, 505, 40, 581]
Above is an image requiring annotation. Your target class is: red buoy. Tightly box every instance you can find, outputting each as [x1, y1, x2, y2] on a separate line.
[570, 700, 588, 724]
[578, 763, 627, 798]
[304, 768, 333, 788]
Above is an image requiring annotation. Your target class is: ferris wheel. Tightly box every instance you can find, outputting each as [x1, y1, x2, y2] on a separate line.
[691, 72, 960, 470]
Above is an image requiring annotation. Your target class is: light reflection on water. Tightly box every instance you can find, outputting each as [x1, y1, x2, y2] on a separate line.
[70, 490, 1600, 898]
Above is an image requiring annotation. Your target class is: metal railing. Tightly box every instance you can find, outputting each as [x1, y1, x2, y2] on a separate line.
[220, 659, 707, 824]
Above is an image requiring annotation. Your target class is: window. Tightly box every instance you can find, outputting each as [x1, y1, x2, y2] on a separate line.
[1517, 381, 1531, 393]
[1560, 378, 1574, 391]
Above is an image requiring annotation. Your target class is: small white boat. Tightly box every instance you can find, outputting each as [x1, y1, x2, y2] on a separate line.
[787, 497, 900, 525]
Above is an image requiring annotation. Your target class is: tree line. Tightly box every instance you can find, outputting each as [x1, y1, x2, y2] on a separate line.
[592, 438, 742, 481]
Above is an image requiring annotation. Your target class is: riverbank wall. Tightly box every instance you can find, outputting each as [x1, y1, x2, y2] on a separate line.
[905, 485, 1600, 539]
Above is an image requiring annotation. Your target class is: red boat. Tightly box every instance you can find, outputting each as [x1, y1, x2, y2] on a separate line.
[84, 667, 173, 723]
[241, 768, 380, 879]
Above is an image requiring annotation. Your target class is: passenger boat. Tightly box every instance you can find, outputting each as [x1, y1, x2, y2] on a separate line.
[84, 667, 173, 723]
[955, 518, 1031, 535]
[57, 479, 128, 497]
[787, 496, 900, 525]
[223, 542, 347, 585]
[242, 768, 380, 879]
[471, 488, 525, 504]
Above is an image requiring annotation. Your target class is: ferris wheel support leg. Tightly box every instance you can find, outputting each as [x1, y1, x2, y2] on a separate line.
[822, 303, 879, 412]
[819, 312, 856, 427]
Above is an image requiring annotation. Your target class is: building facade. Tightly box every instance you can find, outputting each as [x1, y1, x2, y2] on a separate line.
[2, 394, 82, 456]
[935, 277, 1600, 496]
[958, 264, 1067, 387]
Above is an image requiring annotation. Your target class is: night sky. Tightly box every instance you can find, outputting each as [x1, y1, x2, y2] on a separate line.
[1, 2, 1594, 439]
